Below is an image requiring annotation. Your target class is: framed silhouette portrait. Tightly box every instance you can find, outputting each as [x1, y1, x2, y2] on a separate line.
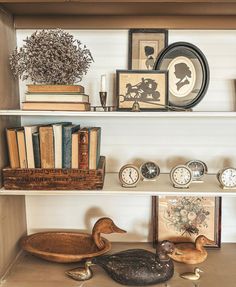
[152, 196, 221, 248]
[154, 42, 210, 109]
[128, 29, 168, 70]
[116, 70, 168, 111]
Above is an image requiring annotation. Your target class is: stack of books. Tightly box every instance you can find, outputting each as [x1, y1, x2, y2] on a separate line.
[6, 123, 101, 169]
[22, 84, 90, 111]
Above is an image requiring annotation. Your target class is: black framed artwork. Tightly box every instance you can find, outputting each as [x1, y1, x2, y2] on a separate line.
[154, 42, 210, 109]
[128, 29, 168, 70]
[116, 70, 168, 111]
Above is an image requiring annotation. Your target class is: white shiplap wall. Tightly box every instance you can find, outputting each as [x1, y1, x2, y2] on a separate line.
[17, 30, 236, 242]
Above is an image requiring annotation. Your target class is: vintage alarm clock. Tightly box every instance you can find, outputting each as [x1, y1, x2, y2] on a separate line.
[170, 165, 193, 188]
[186, 160, 208, 182]
[140, 161, 160, 181]
[217, 167, 236, 189]
[119, 164, 141, 188]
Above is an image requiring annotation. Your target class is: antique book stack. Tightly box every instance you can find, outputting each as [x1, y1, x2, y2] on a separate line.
[4, 123, 104, 190]
[22, 84, 90, 111]
[6, 123, 101, 169]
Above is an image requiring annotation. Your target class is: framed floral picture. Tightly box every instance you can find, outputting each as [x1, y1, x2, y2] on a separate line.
[128, 29, 168, 70]
[152, 196, 221, 248]
[116, 70, 168, 111]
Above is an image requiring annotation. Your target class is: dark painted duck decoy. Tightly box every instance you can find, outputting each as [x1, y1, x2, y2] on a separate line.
[92, 240, 175, 286]
[169, 235, 214, 264]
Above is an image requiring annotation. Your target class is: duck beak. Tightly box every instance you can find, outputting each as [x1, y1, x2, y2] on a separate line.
[111, 223, 126, 234]
[199, 269, 204, 273]
[205, 238, 215, 245]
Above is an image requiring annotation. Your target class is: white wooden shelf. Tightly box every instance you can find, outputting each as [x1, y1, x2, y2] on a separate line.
[1, 173, 235, 196]
[1, 110, 236, 118]
[2, 242, 236, 287]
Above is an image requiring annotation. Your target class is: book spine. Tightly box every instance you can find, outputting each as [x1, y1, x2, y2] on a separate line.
[79, 129, 90, 170]
[32, 132, 41, 168]
[96, 128, 101, 169]
[27, 84, 84, 93]
[6, 129, 20, 168]
[25, 126, 38, 168]
[17, 130, 28, 168]
[22, 102, 90, 111]
[62, 127, 72, 168]
[62, 125, 80, 168]
[71, 133, 79, 168]
[53, 125, 62, 168]
[39, 126, 54, 168]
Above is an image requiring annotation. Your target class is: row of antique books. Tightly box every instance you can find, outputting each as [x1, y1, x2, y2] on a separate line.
[6, 122, 101, 170]
[22, 84, 91, 111]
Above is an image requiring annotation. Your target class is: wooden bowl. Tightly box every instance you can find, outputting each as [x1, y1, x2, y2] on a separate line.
[20, 231, 111, 263]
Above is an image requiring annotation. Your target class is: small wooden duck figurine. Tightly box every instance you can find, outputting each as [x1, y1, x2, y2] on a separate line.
[180, 267, 203, 281]
[92, 217, 126, 249]
[169, 235, 214, 264]
[66, 260, 94, 281]
[92, 240, 175, 286]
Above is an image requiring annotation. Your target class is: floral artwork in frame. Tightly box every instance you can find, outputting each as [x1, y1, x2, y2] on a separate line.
[152, 196, 221, 248]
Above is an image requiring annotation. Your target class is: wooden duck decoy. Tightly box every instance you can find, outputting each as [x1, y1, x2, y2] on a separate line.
[21, 217, 126, 263]
[66, 260, 94, 281]
[92, 217, 126, 249]
[180, 267, 203, 281]
[92, 240, 175, 286]
[169, 235, 214, 264]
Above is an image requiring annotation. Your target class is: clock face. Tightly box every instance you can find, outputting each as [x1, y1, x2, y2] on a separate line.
[119, 165, 140, 187]
[170, 165, 192, 188]
[186, 160, 207, 180]
[219, 168, 236, 188]
[140, 162, 160, 180]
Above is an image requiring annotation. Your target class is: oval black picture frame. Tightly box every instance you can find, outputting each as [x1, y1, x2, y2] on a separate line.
[154, 42, 210, 109]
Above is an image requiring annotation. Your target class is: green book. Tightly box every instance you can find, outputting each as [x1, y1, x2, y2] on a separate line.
[32, 132, 41, 168]
[62, 124, 80, 168]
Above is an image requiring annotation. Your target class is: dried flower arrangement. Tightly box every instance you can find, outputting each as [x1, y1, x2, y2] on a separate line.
[9, 29, 94, 85]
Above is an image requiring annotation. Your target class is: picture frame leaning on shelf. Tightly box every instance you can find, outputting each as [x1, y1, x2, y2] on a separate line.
[152, 196, 221, 248]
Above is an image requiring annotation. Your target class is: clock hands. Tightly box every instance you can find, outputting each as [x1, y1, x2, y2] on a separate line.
[129, 170, 134, 181]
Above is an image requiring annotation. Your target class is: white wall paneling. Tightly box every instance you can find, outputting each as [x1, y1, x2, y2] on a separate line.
[16, 29, 236, 242]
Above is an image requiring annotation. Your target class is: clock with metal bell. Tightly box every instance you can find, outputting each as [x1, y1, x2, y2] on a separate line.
[186, 160, 207, 183]
[140, 161, 160, 181]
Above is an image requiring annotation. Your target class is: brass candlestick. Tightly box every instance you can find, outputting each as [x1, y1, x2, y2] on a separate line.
[99, 92, 107, 110]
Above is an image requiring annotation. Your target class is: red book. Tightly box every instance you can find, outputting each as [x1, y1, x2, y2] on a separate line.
[78, 128, 89, 170]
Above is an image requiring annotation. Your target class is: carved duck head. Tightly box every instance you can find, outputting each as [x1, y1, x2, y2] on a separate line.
[92, 217, 126, 249]
[195, 235, 215, 250]
[156, 240, 175, 261]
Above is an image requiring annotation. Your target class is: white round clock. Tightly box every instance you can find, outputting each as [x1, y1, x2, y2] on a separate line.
[217, 167, 236, 189]
[170, 165, 193, 188]
[119, 164, 141, 188]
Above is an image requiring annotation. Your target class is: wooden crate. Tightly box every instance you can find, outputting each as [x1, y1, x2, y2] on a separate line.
[2, 156, 105, 190]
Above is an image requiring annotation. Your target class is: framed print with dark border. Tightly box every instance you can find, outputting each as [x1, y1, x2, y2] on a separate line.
[154, 42, 210, 109]
[116, 70, 168, 111]
[152, 196, 221, 248]
[128, 29, 168, 70]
